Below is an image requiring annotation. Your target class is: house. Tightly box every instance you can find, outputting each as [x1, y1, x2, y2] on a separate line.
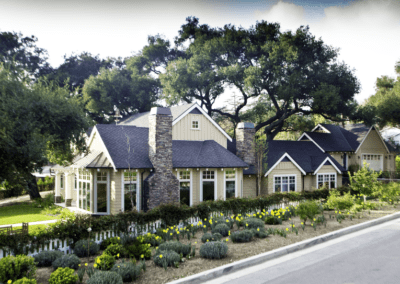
[380, 126, 400, 151]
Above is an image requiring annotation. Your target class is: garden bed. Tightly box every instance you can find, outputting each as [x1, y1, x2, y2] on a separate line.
[33, 203, 400, 284]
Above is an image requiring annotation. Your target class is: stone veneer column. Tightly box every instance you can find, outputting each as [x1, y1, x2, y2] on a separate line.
[236, 122, 256, 166]
[146, 107, 179, 210]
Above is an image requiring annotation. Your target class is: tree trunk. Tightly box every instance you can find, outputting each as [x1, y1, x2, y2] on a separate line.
[25, 173, 41, 200]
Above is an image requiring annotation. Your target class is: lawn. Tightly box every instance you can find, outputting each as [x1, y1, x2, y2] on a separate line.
[0, 202, 59, 226]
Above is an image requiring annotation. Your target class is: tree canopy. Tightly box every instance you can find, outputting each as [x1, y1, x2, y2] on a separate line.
[161, 17, 361, 140]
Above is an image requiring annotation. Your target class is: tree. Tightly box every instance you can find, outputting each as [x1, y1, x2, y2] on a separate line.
[0, 65, 89, 199]
[162, 17, 360, 140]
[0, 31, 51, 78]
[364, 61, 400, 128]
[253, 137, 268, 196]
[348, 161, 381, 202]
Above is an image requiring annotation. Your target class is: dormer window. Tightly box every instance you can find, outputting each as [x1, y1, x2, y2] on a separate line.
[192, 120, 199, 130]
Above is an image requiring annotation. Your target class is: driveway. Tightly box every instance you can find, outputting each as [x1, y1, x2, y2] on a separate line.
[205, 218, 400, 284]
[0, 190, 54, 207]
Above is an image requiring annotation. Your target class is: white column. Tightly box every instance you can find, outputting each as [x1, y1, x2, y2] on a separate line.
[54, 172, 60, 196]
[64, 172, 70, 200]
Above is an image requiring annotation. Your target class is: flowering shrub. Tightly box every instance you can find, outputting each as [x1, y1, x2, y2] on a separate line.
[49, 267, 78, 284]
[326, 190, 355, 211]
[349, 161, 381, 201]
[201, 233, 222, 243]
[126, 243, 151, 259]
[52, 254, 81, 270]
[13, 278, 37, 284]
[243, 218, 264, 230]
[104, 244, 124, 259]
[141, 233, 163, 246]
[296, 200, 321, 225]
[100, 236, 120, 250]
[153, 250, 180, 268]
[0, 255, 36, 283]
[200, 241, 228, 259]
[33, 250, 64, 267]
[86, 271, 123, 284]
[211, 224, 230, 237]
[251, 228, 269, 238]
[95, 253, 115, 270]
[377, 182, 400, 205]
[74, 239, 99, 257]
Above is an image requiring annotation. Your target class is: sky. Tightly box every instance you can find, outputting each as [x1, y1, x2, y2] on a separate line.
[1, 0, 399, 107]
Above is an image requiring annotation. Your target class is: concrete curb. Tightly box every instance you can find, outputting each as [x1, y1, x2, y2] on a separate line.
[168, 211, 400, 284]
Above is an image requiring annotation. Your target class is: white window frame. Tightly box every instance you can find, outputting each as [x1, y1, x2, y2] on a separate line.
[361, 153, 383, 171]
[273, 174, 297, 193]
[74, 174, 77, 191]
[191, 119, 200, 130]
[60, 174, 64, 189]
[94, 170, 110, 215]
[223, 169, 236, 200]
[316, 172, 337, 189]
[121, 170, 140, 212]
[178, 170, 192, 206]
[200, 169, 216, 202]
[77, 169, 92, 212]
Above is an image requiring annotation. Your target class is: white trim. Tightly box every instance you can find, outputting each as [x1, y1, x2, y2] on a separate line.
[223, 169, 236, 201]
[122, 170, 139, 211]
[177, 169, 191, 206]
[64, 173, 70, 200]
[172, 103, 232, 142]
[360, 153, 384, 171]
[311, 124, 331, 133]
[355, 126, 390, 154]
[137, 171, 140, 211]
[121, 172, 124, 212]
[313, 157, 342, 175]
[264, 153, 306, 176]
[200, 169, 216, 202]
[316, 172, 337, 189]
[190, 170, 193, 206]
[297, 133, 325, 153]
[273, 174, 297, 193]
[190, 119, 200, 130]
[345, 154, 349, 170]
[86, 126, 117, 170]
[55, 173, 59, 196]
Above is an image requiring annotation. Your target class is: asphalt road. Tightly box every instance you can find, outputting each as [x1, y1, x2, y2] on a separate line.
[206, 218, 400, 284]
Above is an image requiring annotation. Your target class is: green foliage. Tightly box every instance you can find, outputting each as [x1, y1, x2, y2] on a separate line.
[230, 230, 254, 243]
[100, 236, 120, 250]
[244, 218, 265, 230]
[326, 190, 355, 211]
[296, 200, 321, 225]
[158, 241, 191, 257]
[49, 267, 78, 284]
[126, 243, 151, 259]
[377, 182, 400, 204]
[0, 255, 36, 283]
[251, 228, 269, 238]
[199, 241, 228, 259]
[13, 278, 37, 284]
[201, 233, 222, 243]
[153, 250, 180, 268]
[95, 253, 115, 271]
[74, 239, 100, 257]
[52, 254, 81, 270]
[211, 224, 230, 237]
[33, 250, 64, 267]
[110, 261, 143, 282]
[86, 271, 123, 284]
[141, 233, 163, 246]
[104, 244, 124, 259]
[265, 216, 279, 225]
[349, 162, 381, 198]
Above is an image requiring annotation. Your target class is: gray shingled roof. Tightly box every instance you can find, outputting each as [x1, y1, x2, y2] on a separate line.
[118, 103, 195, 127]
[266, 141, 345, 174]
[95, 124, 247, 169]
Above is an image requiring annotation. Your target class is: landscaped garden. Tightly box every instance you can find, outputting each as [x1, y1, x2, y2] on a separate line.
[1, 168, 400, 284]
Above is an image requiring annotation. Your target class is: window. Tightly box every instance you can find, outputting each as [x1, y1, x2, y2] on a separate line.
[77, 170, 91, 211]
[225, 170, 236, 200]
[317, 173, 336, 189]
[60, 174, 64, 189]
[191, 120, 199, 129]
[178, 170, 190, 206]
[274, 175, 296, 192]
[202, 170, 215, 201]
[124, 171, 137, 211]
[74, 175, 77, 190]
[96, 171, 108, 213]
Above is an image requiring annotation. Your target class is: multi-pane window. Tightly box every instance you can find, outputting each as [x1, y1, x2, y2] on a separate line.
[179, 171, 190, 206]
[60, 174, 64, 189]
[202, 170, 215, 201]
[124, 171, 137, 211]
[192, 120, 199, 129]
[74, 175, 77, 190]
[274, 175, 296, 192]
[203, 171, 214, 180]
[78, 170, 91, 211]
[225, 170, 235, 199]
[97, 171, 107, 182]
[96, 171, 107, 213]
[317, 174, 336, 189]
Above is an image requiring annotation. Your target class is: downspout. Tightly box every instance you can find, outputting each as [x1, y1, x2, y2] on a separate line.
[141, 170, 144, 212]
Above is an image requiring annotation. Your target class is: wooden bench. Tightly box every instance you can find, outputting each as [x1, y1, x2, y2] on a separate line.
[11, 222, 29, 235]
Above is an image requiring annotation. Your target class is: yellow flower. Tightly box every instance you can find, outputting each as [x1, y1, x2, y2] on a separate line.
[195, 242, 197, 244]
[78, 264, 81, 267]
[117, 237, 120, 240]
[141, 254, 144, 258]
[339, 211, 341, 214]
[253, 214, 256, 217]
[203, 225, 206, 228]
[118, 266, 120, 268]
[259, 216, 262, 219]
[286, 228, 289, 231]
[263, 209, 265, 212]
[228, 231, 230, 236]
[191, 224, 194, 227]
[226, 238, 229, 242]
[246, 223, 248, 227]
[160, 254, 163, 258]
[347, 212, 350, 215]
[94, 264, 97, 268]
[117, 253, 120, 258]
[289, 218, 291, 220]
[313, 218, 316, 221]
[278, 216, 280, 219]
[301, 222, 304, 225]
[170, 233, 173, 236]
[96, 259, 100, 264]
[207, 239, 209, 242]
[226, 219, 229, 223]
[85, 263, 88, 266]
[335, 211, 337, 214]
[8, 280, 12, 284]
[177, 231, 180, 234]
[257, 228, 260, 232]
[204, 218, 207, 221]
[221, 213, 223, 216]
[311, 223, 314, 226]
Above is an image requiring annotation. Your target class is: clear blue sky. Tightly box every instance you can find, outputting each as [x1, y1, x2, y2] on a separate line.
[0, 0, 399, 105]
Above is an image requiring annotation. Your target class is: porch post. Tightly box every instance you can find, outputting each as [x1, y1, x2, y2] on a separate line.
[65, 172, 72, 207]
[54, 172, 62, 203]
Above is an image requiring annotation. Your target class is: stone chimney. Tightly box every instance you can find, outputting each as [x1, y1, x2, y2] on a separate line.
[145, 107, 179, 210]
[236, 122, 256, 165]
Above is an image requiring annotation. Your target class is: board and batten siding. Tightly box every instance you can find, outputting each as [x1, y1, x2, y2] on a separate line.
[266, 161, 303, 193]
[110, 170, 122, 215]
[243, 176, 257, 198]
[172, 114, 227, 148]
[357, 129, 388, 171]
[329, 153, 343, 167]
[315, 165, 342, 188]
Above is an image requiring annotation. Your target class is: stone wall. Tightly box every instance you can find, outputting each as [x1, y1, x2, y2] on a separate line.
[146, 107, 179, 210]
[236, 122, 256, 166]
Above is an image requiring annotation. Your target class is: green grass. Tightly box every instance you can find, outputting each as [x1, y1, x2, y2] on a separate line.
[0, 202, 59, 226]
[12, 224, 51, 235]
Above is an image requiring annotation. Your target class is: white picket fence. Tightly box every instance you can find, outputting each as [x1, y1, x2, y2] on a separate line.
[0, 201, 298, 259]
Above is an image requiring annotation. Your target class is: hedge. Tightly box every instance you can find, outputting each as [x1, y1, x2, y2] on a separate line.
[0, 187, 350, 255]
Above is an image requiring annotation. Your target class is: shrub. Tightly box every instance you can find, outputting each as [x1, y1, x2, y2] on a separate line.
[110, 261, 142, 282]
[0, 255, 36, 283]
[349, 161, 381, 200]
[141, 233, 163, 246]
[264, 216, 279, 225]
[201, 233, 222, 243]
[100, 237, 121, 250]
[126, 243, 151, 259]
[14, 278, 37, 284]
[244, 217, 265, 230]
[296, 200, 321, 225]
[211, 224, 230, 237]
[377, 182, 400, 204]
[251, 228, 269, 238]
[158, 241, 191, 256]
[326, 190, 355, 211]
[86, 271, 123, 284]
[230, 229, 254, 243]
[153, 250, 180, 268]
[104, 244, 124, 258]
[52, 254, 81, 270]
[199, 241, 228, 259]
[49, 267, 78, 284]
[74, 239, 100, 257]
[95, 253, 115, 270]
[33, 250, 64, 267]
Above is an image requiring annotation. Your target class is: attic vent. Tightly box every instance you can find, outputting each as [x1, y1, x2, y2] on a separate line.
[189, 108, 202, 114]
[281, 157, 290, 162]
[324, 160, 332, 166]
